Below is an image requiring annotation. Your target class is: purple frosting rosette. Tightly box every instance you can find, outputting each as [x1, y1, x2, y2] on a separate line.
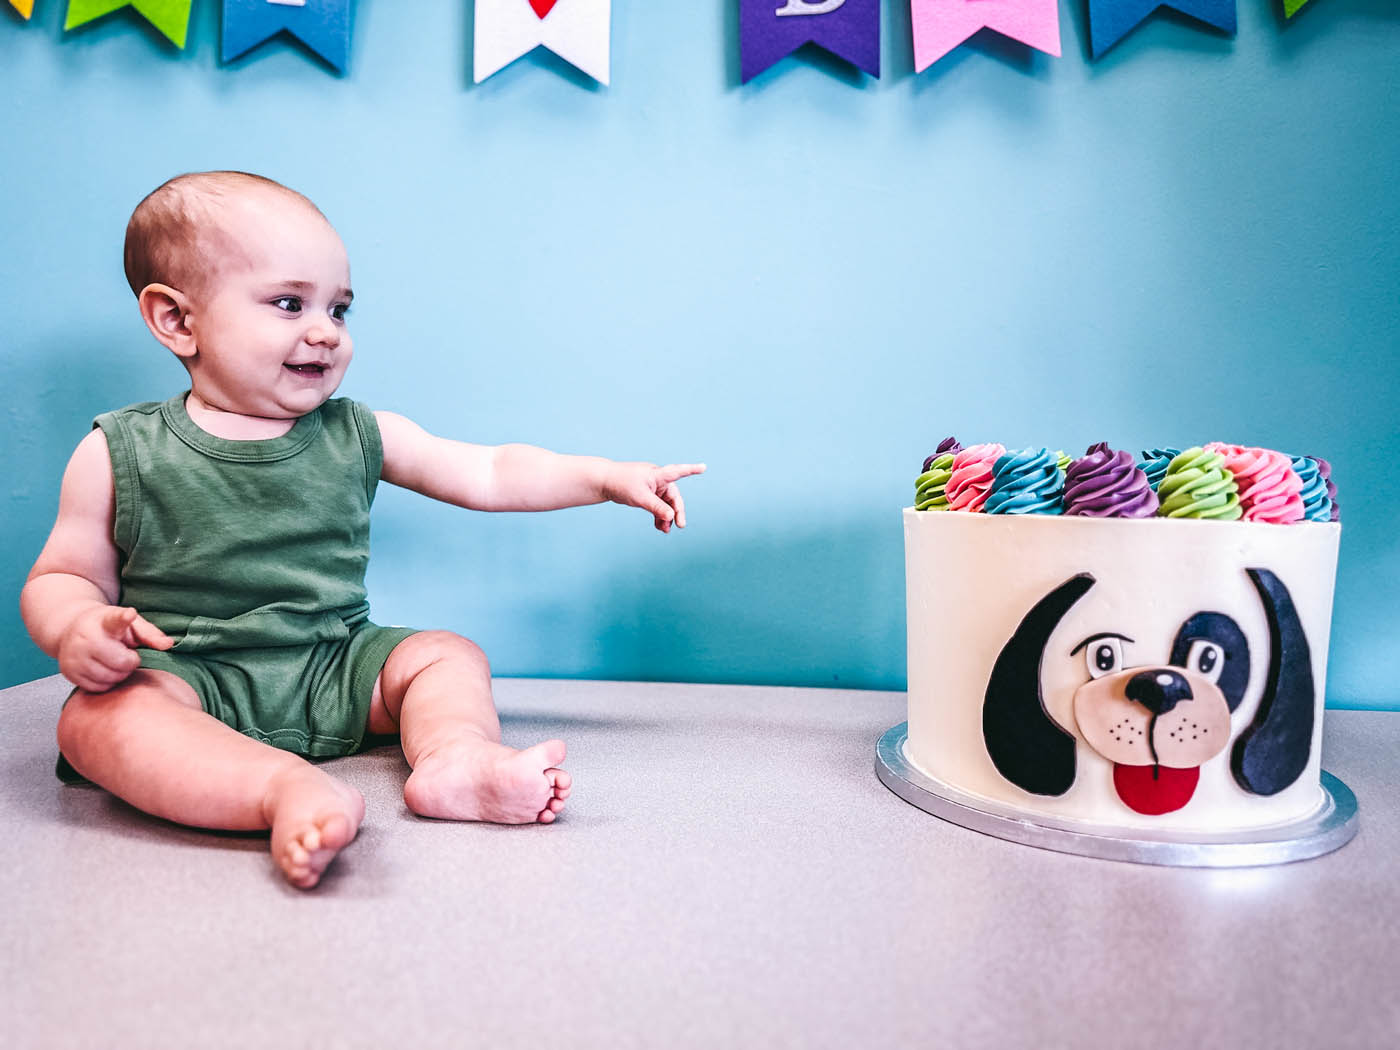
[1064, 442, 1159, 518]
[923, 436, 963, 473]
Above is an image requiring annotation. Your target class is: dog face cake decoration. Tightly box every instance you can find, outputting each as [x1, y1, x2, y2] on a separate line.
[902, 441, 1342, 834]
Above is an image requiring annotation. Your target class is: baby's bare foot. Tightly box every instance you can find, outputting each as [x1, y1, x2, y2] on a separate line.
[264, 767, 364, 889]
[404, 737, 570, 824]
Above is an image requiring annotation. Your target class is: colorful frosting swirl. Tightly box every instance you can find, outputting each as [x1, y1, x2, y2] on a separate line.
[984, 448, 1065, 515]
[1205, 443, 1304, 524]
[1055, 450, 1071, 473]
[1157, 447, 1242, 521]
[1291, 455, 1334, 523]
[922, 436, 963, 474]
[945, 443, 1006, 512]
[1312, 456, 1340, 521]
[916, 437, 963, 511]
[1137, 448, 1181, 492]
[1064, 442, 1159, 518]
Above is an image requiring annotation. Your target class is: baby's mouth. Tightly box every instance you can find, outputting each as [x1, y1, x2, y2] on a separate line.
[284, 363, 328, 377]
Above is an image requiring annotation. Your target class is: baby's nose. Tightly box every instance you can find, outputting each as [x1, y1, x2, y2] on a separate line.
[306, 320, 341, 347]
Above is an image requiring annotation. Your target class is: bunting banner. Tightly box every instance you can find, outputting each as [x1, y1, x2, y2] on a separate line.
[222, 0, 352, 72]
[740, 0, 880, 84]
[911, 0, 1060, 73]
[10, 0, 35, 19]
[474, 0, 611, 85]
[1087, 0, 1236, 58]
[64, 0, 192, 47]
[1284, 0, 1313, 16]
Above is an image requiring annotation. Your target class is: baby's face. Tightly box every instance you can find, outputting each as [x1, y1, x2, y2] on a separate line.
[185, 190, 354, 420]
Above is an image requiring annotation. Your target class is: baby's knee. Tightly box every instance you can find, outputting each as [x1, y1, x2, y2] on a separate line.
[57, 687, 128, 762]
[403, 630, 491, 676]
[57, 672, 198, 760]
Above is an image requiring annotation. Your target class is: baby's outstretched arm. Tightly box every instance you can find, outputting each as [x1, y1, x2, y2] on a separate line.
[21, 430, 173, 692]
[376, 411, 705, 533]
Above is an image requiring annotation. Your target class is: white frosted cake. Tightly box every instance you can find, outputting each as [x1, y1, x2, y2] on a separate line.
[903, 441, 1342, 835]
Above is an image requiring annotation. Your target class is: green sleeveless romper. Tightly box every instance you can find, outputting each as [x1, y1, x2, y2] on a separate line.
[95, 392, 417, 757]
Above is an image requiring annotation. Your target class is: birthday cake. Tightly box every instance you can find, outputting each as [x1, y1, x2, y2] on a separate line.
[904, 440, 1341, 834]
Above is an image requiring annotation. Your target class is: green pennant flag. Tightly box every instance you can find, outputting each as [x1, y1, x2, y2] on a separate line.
[1284, 0, 1313, 15]
[64, 0, 194, 48]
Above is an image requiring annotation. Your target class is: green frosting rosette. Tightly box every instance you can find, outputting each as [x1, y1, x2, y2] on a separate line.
[915, 453, 958, 510]
[1157, 447, 1243, 521]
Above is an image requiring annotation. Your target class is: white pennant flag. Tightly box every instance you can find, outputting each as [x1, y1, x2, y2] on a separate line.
[474, 0, 612, 85]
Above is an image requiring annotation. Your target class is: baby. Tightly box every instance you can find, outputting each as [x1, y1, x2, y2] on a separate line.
[20, 171, 704, 889]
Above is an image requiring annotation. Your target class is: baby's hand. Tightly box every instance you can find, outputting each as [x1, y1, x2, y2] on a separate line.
[58, 605, 175, 693]
[603, 462, 706, 533]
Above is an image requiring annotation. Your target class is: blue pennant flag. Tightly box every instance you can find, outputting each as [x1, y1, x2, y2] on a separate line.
[1088, 0, 1236, 59]
[222, 0, 353, 72]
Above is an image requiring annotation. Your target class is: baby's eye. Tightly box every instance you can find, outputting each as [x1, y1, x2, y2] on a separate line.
[331, 303, 350, 322]
[272, 296, 303, 313]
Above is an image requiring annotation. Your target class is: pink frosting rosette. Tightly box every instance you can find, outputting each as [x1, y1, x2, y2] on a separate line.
[1205, 442, 1304, 525]
[945, 443, 1006, 512]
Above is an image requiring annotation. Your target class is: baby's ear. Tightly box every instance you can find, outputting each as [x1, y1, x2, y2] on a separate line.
[138, 283, 196, 360]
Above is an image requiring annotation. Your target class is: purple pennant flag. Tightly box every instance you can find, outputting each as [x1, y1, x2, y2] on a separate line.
[222, 0, 353, 72]
[740, 0, 880, 83]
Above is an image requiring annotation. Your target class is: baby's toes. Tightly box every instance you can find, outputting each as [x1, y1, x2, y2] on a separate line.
[548, 769, 572, 799]
[280, 842, 314, 885]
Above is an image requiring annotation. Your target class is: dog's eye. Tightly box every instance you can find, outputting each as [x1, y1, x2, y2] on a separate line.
[1086, 638, 1123, 679]
[1186, 640, 1225, 684]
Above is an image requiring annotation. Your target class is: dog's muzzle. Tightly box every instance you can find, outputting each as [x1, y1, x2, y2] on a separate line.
[1072, 666, 1233, 814]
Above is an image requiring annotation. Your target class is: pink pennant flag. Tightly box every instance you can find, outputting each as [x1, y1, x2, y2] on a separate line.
[911, 0, 1061, 73]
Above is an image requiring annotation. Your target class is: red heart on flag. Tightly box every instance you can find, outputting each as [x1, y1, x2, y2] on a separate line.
[529, 0, 560, 18]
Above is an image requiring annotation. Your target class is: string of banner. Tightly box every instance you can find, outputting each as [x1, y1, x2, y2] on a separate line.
[7, 0, 1321, 84]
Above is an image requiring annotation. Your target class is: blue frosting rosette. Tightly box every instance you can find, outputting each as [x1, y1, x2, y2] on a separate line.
[1137, 448, 1181, 492]
[1291, 455, 1334, 522]
[984, 448, 1065, 515]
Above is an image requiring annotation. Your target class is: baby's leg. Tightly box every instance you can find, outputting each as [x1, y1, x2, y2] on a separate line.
[369, 631, 570, 824]
[57, 669, 363, 889]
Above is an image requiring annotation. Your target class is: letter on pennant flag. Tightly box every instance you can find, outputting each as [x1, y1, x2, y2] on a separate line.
[740, 0, 880, 83]
[64, 0, 194, 47]
[10, 0, 36, 20]
[911, 0, 1061, 73]
[222, 0, 353, 72]
[474, 0, 612, 85]
[1087, 0, 1236, 58]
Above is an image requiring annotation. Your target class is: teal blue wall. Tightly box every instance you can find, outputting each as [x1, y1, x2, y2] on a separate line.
[3, 2, 1397, 708]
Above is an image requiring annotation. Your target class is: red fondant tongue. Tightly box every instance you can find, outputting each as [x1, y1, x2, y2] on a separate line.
[530, 0, 560, 18]
[1113, 764, 1200, 815]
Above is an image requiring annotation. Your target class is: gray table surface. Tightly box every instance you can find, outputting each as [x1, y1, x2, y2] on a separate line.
[2, 674, 1396, 1050]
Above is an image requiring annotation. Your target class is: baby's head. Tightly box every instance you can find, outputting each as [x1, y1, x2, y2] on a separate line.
[127, 171, 355, 420]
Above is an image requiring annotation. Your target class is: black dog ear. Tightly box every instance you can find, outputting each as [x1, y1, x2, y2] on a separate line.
[1231, 569, 1316, 796]
[983, 573, 1093, 797]
[1170, 613, 1251, 712]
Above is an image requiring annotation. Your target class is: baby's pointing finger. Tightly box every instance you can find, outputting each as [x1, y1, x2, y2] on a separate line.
[657, 463, 706, 485]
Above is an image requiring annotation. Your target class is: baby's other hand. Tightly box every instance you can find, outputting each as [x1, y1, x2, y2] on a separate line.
[603, 462, 706, 533]
[58, 605, 175, 693]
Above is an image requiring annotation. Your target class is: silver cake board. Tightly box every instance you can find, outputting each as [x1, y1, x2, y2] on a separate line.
[875, 722, 1359, 868]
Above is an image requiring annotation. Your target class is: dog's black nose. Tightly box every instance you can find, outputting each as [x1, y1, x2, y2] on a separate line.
[1126, 669, 1194, 716]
